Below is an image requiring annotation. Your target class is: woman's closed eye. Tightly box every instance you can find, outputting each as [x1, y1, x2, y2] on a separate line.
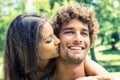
[45, 37, 52, 43]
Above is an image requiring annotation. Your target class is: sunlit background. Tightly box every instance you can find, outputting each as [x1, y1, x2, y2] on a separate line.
[0, 0, 120, 79]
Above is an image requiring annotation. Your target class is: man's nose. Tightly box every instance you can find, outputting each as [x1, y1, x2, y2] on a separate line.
[73, 33, 82, 43]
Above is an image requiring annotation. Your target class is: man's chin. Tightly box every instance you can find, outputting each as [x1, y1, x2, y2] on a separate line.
[67, 56, 85, 64]
[70, 59, 83, 64]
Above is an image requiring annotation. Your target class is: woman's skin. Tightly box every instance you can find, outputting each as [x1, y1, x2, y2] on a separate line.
[37, 22, 60, 60]
[35, 21, 60, 80]
[36, 22, 60, 68]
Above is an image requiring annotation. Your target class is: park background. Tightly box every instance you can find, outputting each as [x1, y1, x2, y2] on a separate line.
[0, 0, 120, 79]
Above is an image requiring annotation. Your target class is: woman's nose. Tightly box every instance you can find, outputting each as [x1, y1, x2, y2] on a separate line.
[54, 36, 60, 45]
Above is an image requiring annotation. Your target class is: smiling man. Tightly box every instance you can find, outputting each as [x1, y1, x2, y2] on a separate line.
[49, 3, 113, 80]
[56, 18, 90, 79]
[59, 18, 90, 64]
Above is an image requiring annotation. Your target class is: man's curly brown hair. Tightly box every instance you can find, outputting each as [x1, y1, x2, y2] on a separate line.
[52, 3, 99, 47]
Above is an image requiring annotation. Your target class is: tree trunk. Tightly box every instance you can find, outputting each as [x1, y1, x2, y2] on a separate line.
[90, 48, 97, 62]
[111, 42, 117, 50]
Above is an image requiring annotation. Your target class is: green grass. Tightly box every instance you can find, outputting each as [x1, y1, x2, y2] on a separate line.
[93, 44, 120, 72]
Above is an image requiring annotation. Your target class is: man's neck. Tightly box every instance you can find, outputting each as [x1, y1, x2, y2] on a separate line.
[50, 57, 86, 80]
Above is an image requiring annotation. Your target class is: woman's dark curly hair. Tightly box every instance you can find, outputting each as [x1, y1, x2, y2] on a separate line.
[52, 3, 99, 47]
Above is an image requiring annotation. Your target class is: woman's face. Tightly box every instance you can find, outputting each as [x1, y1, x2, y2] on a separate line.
[38, 22, 60, 60]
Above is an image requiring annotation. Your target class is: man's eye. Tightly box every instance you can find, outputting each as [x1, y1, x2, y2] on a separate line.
[45, 38, 52, 43]
[81, 32, 88, 36]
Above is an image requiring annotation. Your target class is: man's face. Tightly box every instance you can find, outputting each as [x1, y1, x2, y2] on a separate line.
[58, 18, 90, 64]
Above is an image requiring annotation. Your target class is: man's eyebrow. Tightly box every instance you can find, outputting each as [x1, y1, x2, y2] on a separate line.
[62, 27, 73, 31]
[82, 28, 89, 32]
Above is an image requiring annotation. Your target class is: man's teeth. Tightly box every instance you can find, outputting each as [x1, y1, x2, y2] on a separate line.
[70, 47, 82, 50]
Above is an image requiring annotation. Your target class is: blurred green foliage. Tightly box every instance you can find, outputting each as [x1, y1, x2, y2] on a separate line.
[0, 0, 120, 80]
[0, 0, 120, 64]
[0, 0, 120, 55]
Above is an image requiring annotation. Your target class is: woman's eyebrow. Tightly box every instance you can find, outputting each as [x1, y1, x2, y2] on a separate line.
[42, 34, 51, 41]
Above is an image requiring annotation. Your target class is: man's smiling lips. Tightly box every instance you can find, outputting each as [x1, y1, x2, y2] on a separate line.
[68, 46, 85, 50]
